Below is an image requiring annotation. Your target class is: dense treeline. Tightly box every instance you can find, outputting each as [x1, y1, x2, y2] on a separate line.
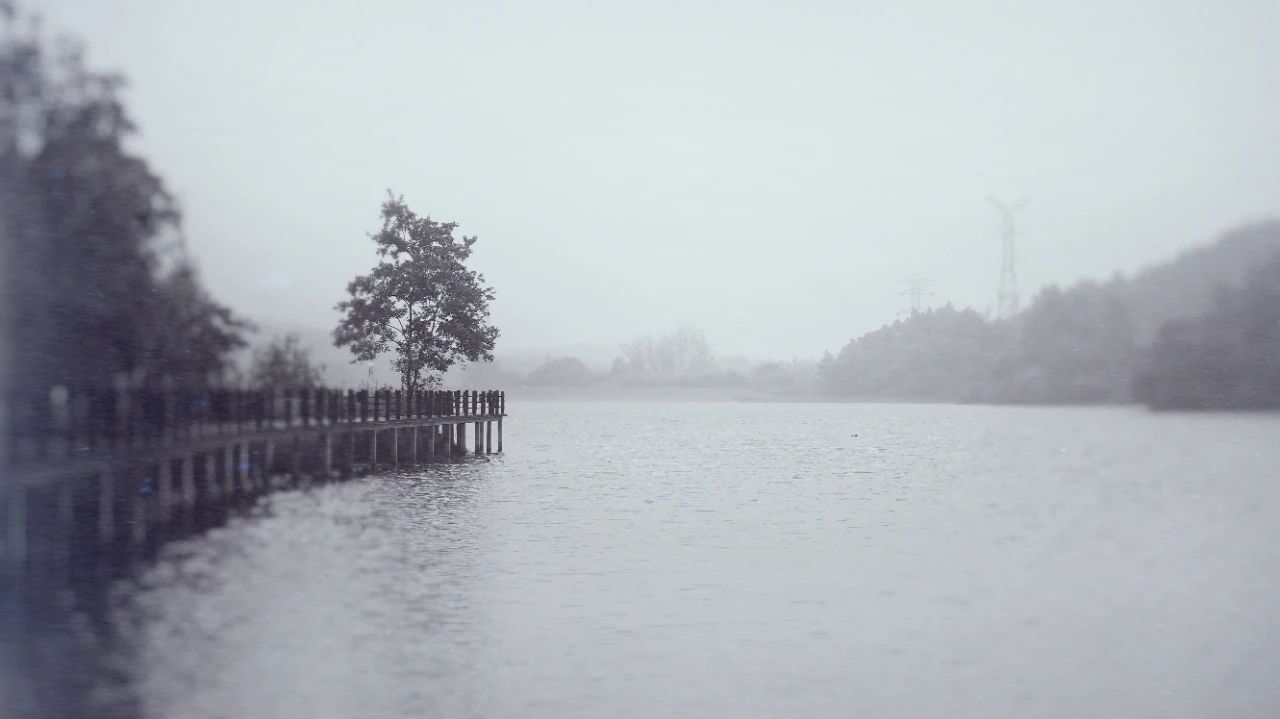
[820, 222, 1280, 409]
[0, 8, 246, 393]
[1133, 252, 1280, 409]
[978, 281, 1136, 404]
[817, 306, 1012, 402]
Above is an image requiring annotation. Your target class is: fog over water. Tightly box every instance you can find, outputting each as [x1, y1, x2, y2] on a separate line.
[6, 3, 1280, 717]
[36, 0, 1280, 358]
[104, 402, 1280, 718]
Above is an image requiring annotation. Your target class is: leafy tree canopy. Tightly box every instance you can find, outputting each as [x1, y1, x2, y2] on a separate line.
[1, 3, 246, 391]
[334, 192, 498, 391]
[248, 333, 324, 389]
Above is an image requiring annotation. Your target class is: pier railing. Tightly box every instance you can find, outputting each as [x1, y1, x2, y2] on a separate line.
[3, 387, 506, 467]
[2, 386, 508, 567]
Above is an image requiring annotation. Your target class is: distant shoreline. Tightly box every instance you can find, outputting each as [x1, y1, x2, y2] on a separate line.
[503, 385, 1101, 406]
[499, 386, 1280, 413]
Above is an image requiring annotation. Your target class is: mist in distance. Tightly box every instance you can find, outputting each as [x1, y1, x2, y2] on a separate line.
[7, 3, 1280, 717]
[37, 0, 1280, 375]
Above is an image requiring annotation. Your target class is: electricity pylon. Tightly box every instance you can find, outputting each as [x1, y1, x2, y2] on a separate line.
[899, 278, 933, 317]
[988, 196, 1028, 319]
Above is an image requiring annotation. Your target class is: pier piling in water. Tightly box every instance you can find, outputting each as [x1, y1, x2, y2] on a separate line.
[0, 386, 507, 568]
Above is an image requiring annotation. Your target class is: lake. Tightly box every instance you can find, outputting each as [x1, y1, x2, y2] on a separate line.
[93, 401, 1280, 717]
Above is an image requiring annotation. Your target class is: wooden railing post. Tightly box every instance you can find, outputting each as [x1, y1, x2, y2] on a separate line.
[201, 390, 211, 437]
[212, 390, 223, 436]
[227, 390, 236, 434]
[117, 387, 131, 452]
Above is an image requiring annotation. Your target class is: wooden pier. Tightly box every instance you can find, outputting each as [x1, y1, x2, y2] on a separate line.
[0, 387, 506, 569]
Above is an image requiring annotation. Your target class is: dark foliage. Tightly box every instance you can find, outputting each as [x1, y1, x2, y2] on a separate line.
[334, 192, 498, 392]
[819, 305, 1013, 401]
[0, 7, 246, 392]
[1133, 253, 1280, 410]
[248, 334, 324, 388]
[978, 282, 1137, 403]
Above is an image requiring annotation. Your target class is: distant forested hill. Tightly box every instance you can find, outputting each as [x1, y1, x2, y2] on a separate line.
[1133, 250, 1280, 409]
[820, 221, 1280, 407]
[1116, 222, 1280, 345]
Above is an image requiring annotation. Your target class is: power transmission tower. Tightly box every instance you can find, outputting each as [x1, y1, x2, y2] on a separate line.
[899, 278, 933, 317]
[988, 196, 1028, 319]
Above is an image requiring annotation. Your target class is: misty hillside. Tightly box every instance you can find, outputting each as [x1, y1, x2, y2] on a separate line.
[1114, 220, 1280, 344]
[821, 220, 1280, 406]
[1134, 249, 1280, 410]
[246, 221, 1280, 402]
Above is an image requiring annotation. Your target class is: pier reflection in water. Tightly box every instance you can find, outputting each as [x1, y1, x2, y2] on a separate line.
[101, 401, 1280, 718]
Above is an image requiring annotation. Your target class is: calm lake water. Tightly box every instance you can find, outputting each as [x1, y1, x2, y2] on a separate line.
[101, 401, 1280, 718]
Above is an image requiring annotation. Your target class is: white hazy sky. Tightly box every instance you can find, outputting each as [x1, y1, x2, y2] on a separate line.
[38, 0, 1280, 359]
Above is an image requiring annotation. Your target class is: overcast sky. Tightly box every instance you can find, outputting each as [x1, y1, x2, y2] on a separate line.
[39, 0, 1280, 360]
